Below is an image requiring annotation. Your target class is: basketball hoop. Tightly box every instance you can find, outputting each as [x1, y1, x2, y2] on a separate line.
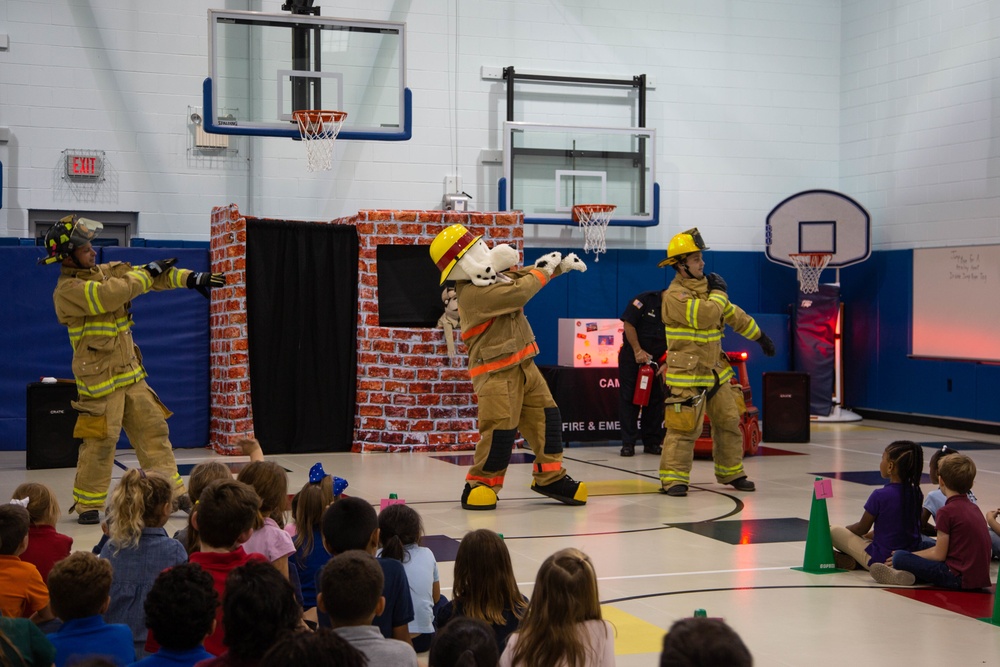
[572, 204, 616, 262]
[292, 110, 347, 172]
[789, 253, 832, 294]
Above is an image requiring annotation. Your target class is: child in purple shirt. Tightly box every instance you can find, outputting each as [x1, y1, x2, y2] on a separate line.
[872, 453, 992, 588]
[830, 441, 924, 570]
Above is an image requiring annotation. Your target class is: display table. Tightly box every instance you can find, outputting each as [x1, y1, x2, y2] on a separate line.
[539, 365, 621, 444]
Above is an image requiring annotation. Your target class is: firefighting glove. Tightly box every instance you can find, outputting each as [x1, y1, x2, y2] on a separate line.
[706, 272, 728, 293]
[757, 332, 776, 357]
[187, 272, 226, 299]
[141, 258, 178, 277]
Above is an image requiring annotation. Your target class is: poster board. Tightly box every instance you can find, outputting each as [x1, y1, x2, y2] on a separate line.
[912, 245, 1000, 362]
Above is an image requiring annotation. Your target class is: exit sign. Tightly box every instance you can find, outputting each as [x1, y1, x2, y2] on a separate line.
[64, 151, 104, 180]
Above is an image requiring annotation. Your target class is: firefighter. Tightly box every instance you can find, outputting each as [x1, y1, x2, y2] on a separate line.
[38, 215, 225, 524]
[429, 224, 588, 510]
[617, 289, 667, 457]
[657, 228, 776, 496]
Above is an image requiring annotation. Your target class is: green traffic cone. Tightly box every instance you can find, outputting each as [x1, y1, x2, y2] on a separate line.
[793, 477, 844, 574]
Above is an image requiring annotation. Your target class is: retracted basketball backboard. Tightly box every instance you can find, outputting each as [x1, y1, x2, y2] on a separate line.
[499, 122, 659, 227]
[765, 190, 871, 268]
[204, 10, 411, 141]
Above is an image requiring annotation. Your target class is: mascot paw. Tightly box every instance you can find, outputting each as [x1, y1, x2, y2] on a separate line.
[469, 268, 498, 287]
[533, 251, 563, 277]
[491, 243, 520, 274]
[559, 253, 587, 273]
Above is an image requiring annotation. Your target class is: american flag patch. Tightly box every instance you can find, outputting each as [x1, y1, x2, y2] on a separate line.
[633, 299, 643, 308]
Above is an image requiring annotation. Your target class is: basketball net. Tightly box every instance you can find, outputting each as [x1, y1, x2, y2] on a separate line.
[789, 253, 831, 294]
[572, 204, 616, 262]
[293, 110, 347, 172]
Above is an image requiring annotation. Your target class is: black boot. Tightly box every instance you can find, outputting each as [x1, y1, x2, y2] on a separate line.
[620, 443, 635, 457]
[531, 475, 588, 506]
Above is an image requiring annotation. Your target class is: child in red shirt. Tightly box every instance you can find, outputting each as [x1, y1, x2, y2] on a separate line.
[186, 479, 266, 656]
[13, 483, 73, 582]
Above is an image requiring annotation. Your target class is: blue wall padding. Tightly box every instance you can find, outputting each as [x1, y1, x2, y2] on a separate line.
[1, 247, 210, 451]
[4, 240, 998, 453]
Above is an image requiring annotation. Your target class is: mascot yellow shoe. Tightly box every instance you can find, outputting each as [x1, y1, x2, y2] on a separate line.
[461, 483, 499, 511]
[531, 474, 588, 506]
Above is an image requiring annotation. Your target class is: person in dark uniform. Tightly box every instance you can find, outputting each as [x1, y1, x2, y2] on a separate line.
[617, 290, 667, 457]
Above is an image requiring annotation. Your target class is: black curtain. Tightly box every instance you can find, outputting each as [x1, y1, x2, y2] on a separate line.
[246, 220, 358, 454]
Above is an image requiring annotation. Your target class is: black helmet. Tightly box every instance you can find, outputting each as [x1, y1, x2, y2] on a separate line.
[38, 215, 103, 265]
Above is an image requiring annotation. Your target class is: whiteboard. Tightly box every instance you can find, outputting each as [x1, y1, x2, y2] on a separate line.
[912, 245, 1000, 362]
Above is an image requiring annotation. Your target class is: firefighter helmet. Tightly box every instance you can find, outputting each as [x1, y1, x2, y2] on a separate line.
[429, 224, 482, 284]
[657, 227, 709, 267]
[38, 215, 104, 265]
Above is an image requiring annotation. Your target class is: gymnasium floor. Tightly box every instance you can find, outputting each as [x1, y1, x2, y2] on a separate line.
[5, 420, 1000, 665]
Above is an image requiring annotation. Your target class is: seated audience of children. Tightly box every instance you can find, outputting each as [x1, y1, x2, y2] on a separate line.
[319, 551, 418, 667]
[134, 563, 218, 667]
[318, 497, 414, 645]
[0, 503, 53, 623]
[46, 552, 134, 667]
[11, 483, 73, 582]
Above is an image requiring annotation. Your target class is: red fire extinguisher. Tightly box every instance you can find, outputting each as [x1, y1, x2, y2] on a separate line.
[632, 362, 658, 406]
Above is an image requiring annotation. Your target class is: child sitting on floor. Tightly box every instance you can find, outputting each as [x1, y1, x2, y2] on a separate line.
[500, 548, 615, 667]
[0, 503, 54, 623]
[100, 469, 189, 656]
[920, 445, 977, 536]
[434, 529, 527, 654]
[134, 564, 218, 667]
[186, 478, 267, 656]
[320, 551, 418, 667]
[11, 483, 73, 582]
[198, 560, 302, 667]
[659, 617, 752, 667]
[378, 502, 442, 653]
[259, 628, 367, 667]
[429, 617, 500, 667]
[830, 440, 925, 571]
[46, 552, 134, 667]
[871, 453, 992, 589]
[174, 461, 232, 555]
[237, 461, 296, 580]
[287, 463, 346, 611]
[319, 497, 414, 645]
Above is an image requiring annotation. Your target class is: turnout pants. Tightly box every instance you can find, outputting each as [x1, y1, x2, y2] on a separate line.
[659, 383, 745, 490]
[617, 346, 665, 448]
[71, 378, 185, 512]
[467, 360, 566, 491]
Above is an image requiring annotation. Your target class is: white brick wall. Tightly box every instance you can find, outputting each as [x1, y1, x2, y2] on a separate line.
[841, 0, 1000, 250]
[19, 0, 988, 253]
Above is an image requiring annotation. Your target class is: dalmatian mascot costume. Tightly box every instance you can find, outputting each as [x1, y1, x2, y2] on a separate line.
[430, 224, 589, 510]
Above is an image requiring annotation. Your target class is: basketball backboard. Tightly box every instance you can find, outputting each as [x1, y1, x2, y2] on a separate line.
[499, 122, 659, 227]
[205, 10, 410, 140]
[765, 190, 871, 268]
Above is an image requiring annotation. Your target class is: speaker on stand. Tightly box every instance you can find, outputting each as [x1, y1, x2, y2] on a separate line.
[762, 372, 811, 443]
[26, 381, 82, 470]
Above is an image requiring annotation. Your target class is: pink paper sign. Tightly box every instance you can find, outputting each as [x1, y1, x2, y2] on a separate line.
[380, 497, 405, 511]
[814, 479, 833, 499]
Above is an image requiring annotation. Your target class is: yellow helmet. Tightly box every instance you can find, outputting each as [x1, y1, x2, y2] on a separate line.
[658, 227, 708, 267]
[429, 224, 481, 284]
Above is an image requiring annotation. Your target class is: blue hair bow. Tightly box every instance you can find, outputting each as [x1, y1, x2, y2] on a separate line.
[309, 462, 328, 484]
[309, 462, 349, 496]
